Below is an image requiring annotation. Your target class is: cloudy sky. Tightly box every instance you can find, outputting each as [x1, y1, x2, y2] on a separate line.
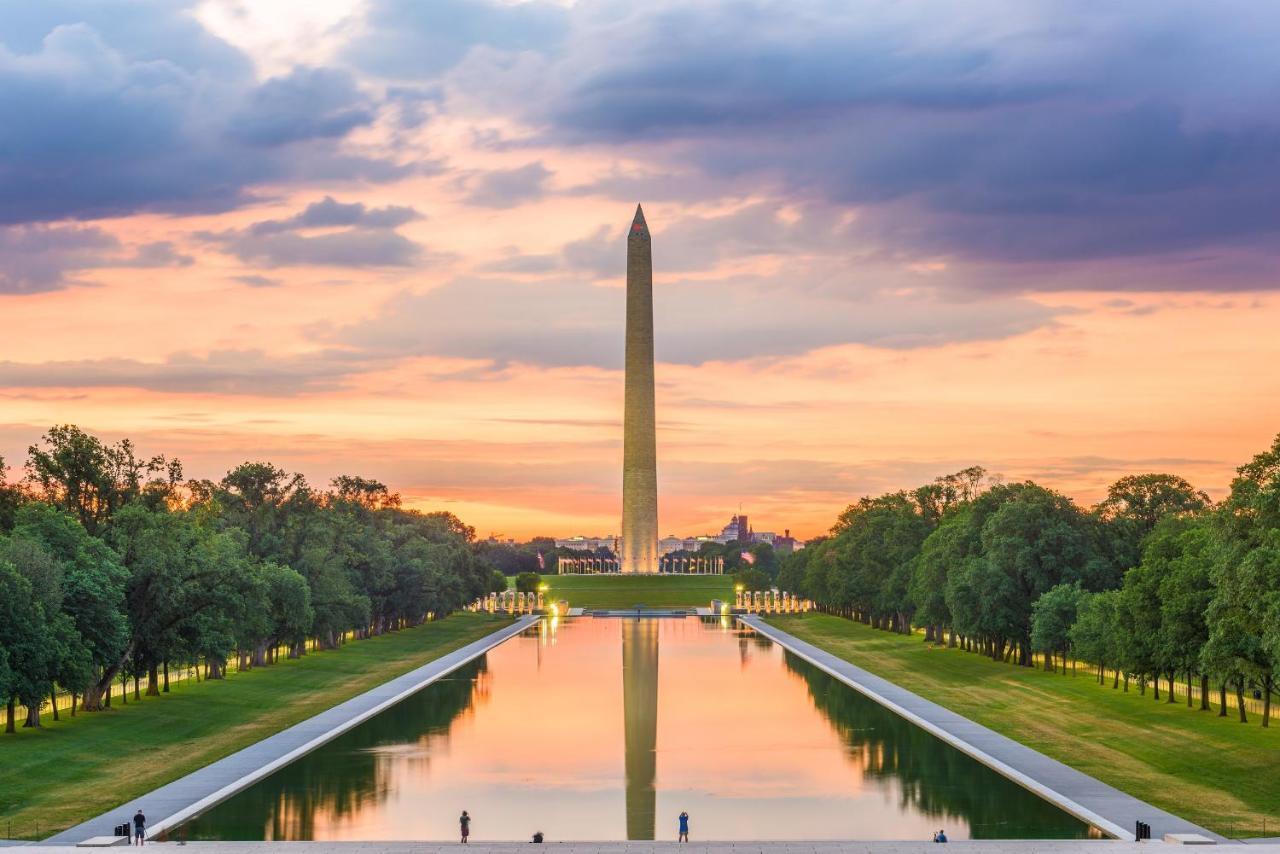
[2, 0, 1279, 539]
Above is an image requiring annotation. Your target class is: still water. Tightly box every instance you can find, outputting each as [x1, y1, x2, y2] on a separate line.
[183, 617, 1096, 841]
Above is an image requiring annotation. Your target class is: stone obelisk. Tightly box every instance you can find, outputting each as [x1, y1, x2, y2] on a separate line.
[621, 204, 659, 574]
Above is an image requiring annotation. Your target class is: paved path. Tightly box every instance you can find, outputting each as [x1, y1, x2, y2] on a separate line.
[23, 841, 1275, 852]
[741, 616, 1220, 844]
[44, 618, 539, 847]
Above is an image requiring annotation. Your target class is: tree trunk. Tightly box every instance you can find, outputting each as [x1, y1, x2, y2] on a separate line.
[146, 662, 160, 697]
[5, 698, 14, 733]
[1152, 676, 1159, 700]
[162, 661, 170, 693]
[71, 692, 78, 716]
[1236, 680, 1248, 723]
[1200, 674, 1210, 711]
[1167, 673, 1176, 703]
[50, 689, 60, 721]
[1219, 682, 1228, 717]
[1113, 668, 1120, 689]
[1263, 674, 1272, 728]
[83, 640, 136, 712]
[1187, 671, 1193, 708]
[1123, 672, 1129, 692]
[23, 703, 40, 728]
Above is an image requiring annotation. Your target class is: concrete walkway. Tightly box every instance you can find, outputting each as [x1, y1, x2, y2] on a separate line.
[44, 617, 539, 847]
[740, 616, 1219, 844]
[27, 841, 1279, 853]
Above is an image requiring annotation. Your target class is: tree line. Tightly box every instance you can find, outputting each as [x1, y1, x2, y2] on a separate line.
[774, 436, 1280, 726]
[0, 425, 499, 731]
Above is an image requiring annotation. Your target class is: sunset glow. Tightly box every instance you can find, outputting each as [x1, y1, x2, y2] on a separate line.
[4, 0, 1279, 539]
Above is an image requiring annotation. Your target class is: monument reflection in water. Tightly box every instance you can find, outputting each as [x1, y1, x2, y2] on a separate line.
[182, 618, 1096, 841]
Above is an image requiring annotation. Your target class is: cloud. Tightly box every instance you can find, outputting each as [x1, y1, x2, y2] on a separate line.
[199, 197, 428, 268]
[0, 225, 192, 294]
[228, 67, 375, 146]
[449, 0, 1280, 276]
[0, 349, 382, 395]
[346, 0, 569, 79]
[463, 162, 553, 208]
[0, 6, 395, 224]
[230, 274, 281, 288]
[327, 268, 1063, 370]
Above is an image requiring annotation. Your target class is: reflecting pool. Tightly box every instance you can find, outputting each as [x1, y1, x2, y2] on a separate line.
[182, 617, 1097, 841]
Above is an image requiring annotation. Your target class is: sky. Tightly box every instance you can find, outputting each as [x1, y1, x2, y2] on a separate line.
[2, 0, 1279, 541]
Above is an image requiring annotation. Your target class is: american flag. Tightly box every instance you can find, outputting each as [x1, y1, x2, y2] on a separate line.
[537, 551, 545, 570]
[740, 551, 756, 565]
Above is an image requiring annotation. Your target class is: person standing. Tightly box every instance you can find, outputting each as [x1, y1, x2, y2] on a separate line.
[459, 810, 471, 844]
[132, 810, 146, 846]
[678, 811, 689, 842]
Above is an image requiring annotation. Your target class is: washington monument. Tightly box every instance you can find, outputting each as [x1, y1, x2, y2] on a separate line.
[621, 204, 659, 573]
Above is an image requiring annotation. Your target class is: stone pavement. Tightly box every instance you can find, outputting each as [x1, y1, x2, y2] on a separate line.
[43, 618, 539, 847]
[25, 841, 1280, 853]
[741, 616, 1220, 844]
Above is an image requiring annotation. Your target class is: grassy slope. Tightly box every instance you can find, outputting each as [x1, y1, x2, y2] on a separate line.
[0, 612, 511, 841]
[767, 613, 1280, 838]
[540, 573, 734, 609]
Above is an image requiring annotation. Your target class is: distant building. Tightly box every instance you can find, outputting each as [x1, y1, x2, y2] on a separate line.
[717, 514, 750, 543]
[772, 529, 801, 554]
[559, 515, 805, 557]
[555, 535, 619, 553]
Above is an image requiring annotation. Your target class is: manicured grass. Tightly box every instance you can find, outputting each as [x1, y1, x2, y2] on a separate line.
[0, 612, 511, 841]
[767, 613, 1280, 839]
[540, 573, 734, 609]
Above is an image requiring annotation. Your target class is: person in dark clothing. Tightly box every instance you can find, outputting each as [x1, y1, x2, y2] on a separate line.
[531, 831, 544, 843]
[459, 811, 471, 844]
[678, 811, 690, 842]
[133, 810, 146, 846]
[935, 829, 948, 843]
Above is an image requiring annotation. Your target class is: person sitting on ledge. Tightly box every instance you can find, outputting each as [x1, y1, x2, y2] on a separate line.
[934, 829, 948, 843]
[531, 831, 544, 843]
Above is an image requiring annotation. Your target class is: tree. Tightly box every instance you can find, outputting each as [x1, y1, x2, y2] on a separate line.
[25, 425, 176, 535]
[1031, 584, 1085, 672]
[0, 454, 23, 532]
[1096, 473, 1210, 571]
[1151, 517, 1217, 709]
[826, 492, 934, 630]
[10, 503, 128, 707]
[1071, 589, 1121, 684]
[0, 561, 53, 731]
[1204, 433, 1280, 725]
[514, 571, 541, 593]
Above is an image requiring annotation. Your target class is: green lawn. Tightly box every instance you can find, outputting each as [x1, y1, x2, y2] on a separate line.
[0, 612, 511, 841]
[540, 573, 734, 609]
[767, 613, 1280, 839]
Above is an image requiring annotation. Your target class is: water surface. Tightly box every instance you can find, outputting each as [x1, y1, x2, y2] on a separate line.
[183, 617, 1096, 841]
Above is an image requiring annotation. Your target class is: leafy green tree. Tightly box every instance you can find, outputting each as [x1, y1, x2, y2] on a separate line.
[25, 425, 177, 534]
[775, 547, 810, 595]
[514, 571, 541, 593]
[0, 454, 23, 532]
[1150, 517, 1217, 709]
[734, 567, 770, 591]
[1031, 584, 1085, 672]
[10, 503, 128, 706]
[827, 492, 934, 630]
[1095, 473, 1210, 572]
[1070, 589, 1121, 684]
[490, 569, 509, 594]
[0, 561, 53, 731]
[1205, 433, 1280, 725]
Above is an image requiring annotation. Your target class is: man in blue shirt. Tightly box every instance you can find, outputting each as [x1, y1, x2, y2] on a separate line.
[678, 811, 689, 842]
